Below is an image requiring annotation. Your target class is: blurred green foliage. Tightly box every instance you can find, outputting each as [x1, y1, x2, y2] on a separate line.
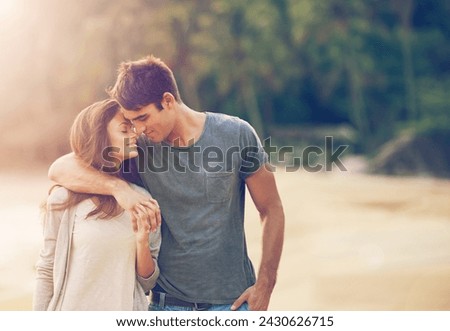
[0, 0, 449, 164]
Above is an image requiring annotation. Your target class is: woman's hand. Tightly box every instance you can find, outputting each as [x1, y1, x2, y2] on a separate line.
[113, 182, 161, 233]
[134, 206, 157, 279]
[133, 206, 152, 244]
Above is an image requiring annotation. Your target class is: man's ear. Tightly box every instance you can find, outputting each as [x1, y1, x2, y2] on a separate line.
[162, 92, 175, 108]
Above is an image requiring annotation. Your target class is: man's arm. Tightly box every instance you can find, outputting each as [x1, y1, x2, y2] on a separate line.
[48, 153, 161, 231]
[232, 164, 285, 311]
[49, 153, 125, 196]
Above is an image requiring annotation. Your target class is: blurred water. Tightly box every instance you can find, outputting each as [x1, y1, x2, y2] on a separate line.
[0, 171, 49, 309]
[1, 169, 450, 310]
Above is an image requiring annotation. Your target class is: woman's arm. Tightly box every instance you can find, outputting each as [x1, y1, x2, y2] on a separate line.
[33, 187, 67, 310]
[134, 206, 161, 292]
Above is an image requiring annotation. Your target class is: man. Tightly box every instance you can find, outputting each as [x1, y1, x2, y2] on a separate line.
[48, 55, 284, 311]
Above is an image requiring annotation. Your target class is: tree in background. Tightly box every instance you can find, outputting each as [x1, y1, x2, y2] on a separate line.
[0, 0, 449, 166]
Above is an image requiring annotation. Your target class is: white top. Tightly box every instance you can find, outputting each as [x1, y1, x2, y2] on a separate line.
[57, 199, 136, 311]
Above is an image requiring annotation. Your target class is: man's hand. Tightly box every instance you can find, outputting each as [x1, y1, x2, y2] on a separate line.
[231, 283, 271, 311]
[132, 198, 161, 233]
[233, 164, 284, 312]
[113, 183, 161, 232]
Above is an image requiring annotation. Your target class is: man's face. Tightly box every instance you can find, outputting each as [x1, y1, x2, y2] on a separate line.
[122, 103, 175, 143]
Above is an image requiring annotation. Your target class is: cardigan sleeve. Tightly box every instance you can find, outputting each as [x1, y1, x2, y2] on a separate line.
[136, 226, 161, 293]
[33, 187, 68, 311]
[130, 184, 162, 293]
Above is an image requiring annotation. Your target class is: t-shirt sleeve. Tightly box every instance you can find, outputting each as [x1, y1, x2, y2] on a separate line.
[238, 120, 268, 180]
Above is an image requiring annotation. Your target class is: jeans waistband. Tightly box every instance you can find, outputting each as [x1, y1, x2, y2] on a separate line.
[151, 291, 212, 311]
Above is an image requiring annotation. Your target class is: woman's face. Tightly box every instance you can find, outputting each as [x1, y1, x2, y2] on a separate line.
[107, 111, 138, 162]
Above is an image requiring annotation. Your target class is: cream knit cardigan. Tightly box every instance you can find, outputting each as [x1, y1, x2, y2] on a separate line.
[33, 187, 160, 311]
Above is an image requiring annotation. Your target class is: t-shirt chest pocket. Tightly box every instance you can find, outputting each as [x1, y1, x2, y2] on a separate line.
[205, 172, 233, 203]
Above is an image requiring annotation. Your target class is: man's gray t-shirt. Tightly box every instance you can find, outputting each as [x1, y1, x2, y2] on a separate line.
[133, 112, 268, 304]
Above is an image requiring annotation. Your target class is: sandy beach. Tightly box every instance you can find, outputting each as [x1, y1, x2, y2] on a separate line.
[1, 167, 449, 310]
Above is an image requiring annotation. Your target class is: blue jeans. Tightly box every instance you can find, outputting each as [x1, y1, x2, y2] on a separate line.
[148, 302, 249, 311]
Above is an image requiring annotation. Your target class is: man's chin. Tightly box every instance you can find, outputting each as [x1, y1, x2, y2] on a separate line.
[123, 151, 139, 160]
[145, 135, 163, 143]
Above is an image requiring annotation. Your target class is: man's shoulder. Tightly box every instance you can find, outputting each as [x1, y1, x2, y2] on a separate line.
[206, 112, 247, 129]
[205, 112, 262, 147]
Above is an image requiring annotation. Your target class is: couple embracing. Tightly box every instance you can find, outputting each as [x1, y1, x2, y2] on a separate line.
[33, 55, 285, 311]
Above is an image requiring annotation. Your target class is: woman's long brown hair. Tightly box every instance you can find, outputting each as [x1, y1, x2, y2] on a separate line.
[48, 99, 125, 219]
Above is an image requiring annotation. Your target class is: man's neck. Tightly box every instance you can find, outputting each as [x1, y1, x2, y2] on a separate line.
[166, 104, 206, 147]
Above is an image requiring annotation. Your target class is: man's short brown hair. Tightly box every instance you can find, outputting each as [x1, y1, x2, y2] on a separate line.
[108, 55, 181, 111]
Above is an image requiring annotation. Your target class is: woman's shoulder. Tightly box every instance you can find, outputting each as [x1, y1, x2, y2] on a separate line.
[129, 183, 152, 198]
[46, 186, 69, 206]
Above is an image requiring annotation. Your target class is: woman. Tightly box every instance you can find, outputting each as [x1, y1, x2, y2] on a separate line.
[33, 99, 160, 310]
